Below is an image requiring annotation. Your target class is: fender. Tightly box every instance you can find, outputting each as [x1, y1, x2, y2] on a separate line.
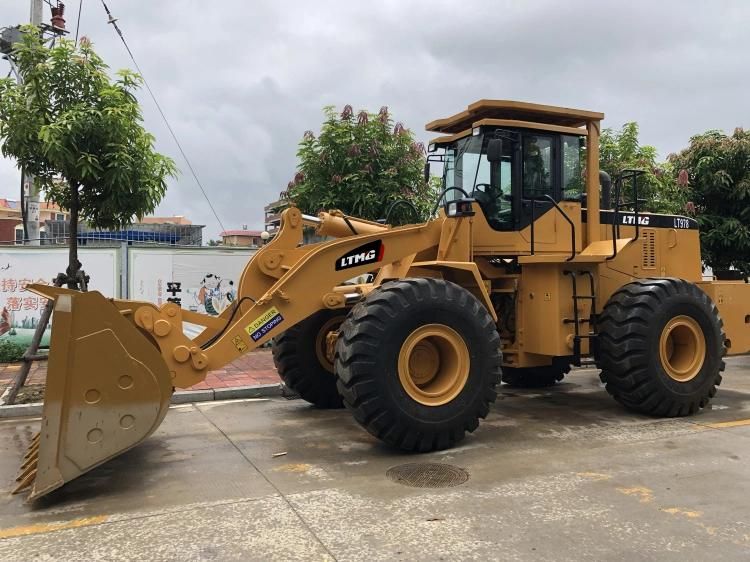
[403, 260, 497, 322]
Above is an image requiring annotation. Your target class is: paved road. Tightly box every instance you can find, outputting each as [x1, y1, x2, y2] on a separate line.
[1, 358, 750, 560]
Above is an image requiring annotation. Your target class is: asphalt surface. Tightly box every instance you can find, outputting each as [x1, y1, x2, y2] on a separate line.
[1, 357, 750, 561]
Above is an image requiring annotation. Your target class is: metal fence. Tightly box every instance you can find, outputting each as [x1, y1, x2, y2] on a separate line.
[41, 220, 204, 246]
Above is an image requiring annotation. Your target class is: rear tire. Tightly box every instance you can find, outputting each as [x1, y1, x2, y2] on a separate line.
[335, 278, 500, 452]
[502, 363, 570, 388]
[597, 278, 725, 416]
[272, 309, 347, 409]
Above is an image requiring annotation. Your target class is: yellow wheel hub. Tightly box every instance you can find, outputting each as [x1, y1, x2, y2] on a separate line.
[398, 324, 470, 406]
[659, 315, 706, 382]
[315, 316, 345, 373]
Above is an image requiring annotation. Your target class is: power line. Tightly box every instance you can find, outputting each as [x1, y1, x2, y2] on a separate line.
[98, 0, 227, 234]
[74, 0, 83, 45]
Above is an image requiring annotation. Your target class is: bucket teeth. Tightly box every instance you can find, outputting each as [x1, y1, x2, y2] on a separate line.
[12, 468, 37, 495]
[12, 433, 40, 495]
[23, 441, 39, 460]
[20, 449, 38, 471]
[16, 457, 38, 482]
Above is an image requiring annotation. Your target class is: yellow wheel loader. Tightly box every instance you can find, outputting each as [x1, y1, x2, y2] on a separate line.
[15, 100, 750, 501]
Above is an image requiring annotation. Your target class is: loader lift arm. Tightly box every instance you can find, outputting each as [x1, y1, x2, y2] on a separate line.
[147, 207, 444, 388]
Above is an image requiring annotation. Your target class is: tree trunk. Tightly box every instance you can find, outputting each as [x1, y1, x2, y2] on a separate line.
[66, 184, 80, 289]
[3, 296, 54, 405]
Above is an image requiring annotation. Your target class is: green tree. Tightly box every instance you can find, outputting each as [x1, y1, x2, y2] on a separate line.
[599, 122, 684, 214]
[284, 105, 435, 225]
[670, 128, 750, 274]
[0, 28, 176, 288]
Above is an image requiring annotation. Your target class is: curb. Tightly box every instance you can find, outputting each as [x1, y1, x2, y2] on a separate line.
[0, 383, 284, 418]
[0, 402, 42, 418]
[172, 383, 284, 404]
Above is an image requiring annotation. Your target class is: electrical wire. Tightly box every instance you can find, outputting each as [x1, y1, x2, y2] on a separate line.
[200, 296, 257, 350]
[98, 0, 227, 234]
[74, 0, 83, 45]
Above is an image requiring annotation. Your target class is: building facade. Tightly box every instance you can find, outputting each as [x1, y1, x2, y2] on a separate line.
[263, 198, 324, 245]
[220, 228, 263, 247]
[0, 198, 69, 245]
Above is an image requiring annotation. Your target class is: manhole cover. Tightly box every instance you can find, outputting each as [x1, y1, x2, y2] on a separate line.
[386, 463, 469, 488]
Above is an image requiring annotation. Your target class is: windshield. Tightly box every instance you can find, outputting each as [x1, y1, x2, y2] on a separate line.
[441, 133, 514, 231]
[443, 135, 490, 201]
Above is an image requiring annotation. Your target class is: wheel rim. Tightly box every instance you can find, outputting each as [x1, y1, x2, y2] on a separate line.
[397, 324, 470, 406]
[315, 316, 345, 373]
[659, 315, 706, 382]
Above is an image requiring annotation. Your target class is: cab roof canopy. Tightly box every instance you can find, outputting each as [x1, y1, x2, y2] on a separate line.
[426, 100, 604, 134]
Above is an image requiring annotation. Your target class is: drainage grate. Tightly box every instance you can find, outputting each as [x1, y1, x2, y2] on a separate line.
[386, 462, 469, 488]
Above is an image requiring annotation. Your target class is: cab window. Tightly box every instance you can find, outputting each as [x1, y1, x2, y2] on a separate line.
[445, 136, 489, 194]
[441, 134, 513, 231]
[562, 135, 584, 199]
[488, 150, 514, 230]
[522, 135, 553, 198]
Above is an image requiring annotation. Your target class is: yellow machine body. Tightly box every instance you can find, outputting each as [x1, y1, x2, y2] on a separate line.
[14, 100, 750, 500]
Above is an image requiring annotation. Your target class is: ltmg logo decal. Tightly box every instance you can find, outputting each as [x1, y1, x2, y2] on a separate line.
[336, 240, 384, 271]
[245, 306, 284, 342]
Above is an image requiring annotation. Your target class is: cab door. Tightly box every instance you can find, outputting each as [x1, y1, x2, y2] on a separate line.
[517, 133, 558, 242]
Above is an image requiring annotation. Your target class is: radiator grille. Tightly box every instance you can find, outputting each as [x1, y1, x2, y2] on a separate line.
[642, 229, 656, 269]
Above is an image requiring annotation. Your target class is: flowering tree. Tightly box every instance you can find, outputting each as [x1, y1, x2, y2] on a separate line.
[284, 105, 435, 225]
[670, 128, 750, 274]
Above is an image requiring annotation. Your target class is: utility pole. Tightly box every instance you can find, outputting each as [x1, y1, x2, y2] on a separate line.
[23, 0, 44, 245]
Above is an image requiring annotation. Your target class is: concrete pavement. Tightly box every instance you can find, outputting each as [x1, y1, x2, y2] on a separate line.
[1, 357, 750, 560]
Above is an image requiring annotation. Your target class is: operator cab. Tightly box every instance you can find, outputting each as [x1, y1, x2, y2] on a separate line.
[427, 100, 602, 232]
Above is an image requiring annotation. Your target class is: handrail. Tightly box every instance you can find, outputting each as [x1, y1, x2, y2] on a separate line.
[528, 194, 576, 261]
[607, 169, 645, 260]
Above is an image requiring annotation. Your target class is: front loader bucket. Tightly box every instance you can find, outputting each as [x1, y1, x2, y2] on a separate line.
[13, 288, 173, 501]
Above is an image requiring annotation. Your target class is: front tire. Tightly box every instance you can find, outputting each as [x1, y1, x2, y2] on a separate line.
[597, 278, 725, 417]
[335, 278, 500, 452]
[272, 309, 347, 408]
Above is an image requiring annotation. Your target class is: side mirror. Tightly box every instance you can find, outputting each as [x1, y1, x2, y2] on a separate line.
[423, 162, 431, 183]
[486, 139, 503, 163]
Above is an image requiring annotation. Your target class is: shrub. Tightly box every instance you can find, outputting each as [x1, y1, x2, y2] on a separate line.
[0, 339, 27, 363]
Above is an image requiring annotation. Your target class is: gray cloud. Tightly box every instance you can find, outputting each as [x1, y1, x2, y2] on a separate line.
[1, 0, 748, 239]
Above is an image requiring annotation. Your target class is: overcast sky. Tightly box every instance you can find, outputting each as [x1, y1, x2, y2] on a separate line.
[1, 1, 747, 239]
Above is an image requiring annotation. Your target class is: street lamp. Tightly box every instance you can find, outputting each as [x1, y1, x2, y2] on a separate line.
[260, 231, 270, 245]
